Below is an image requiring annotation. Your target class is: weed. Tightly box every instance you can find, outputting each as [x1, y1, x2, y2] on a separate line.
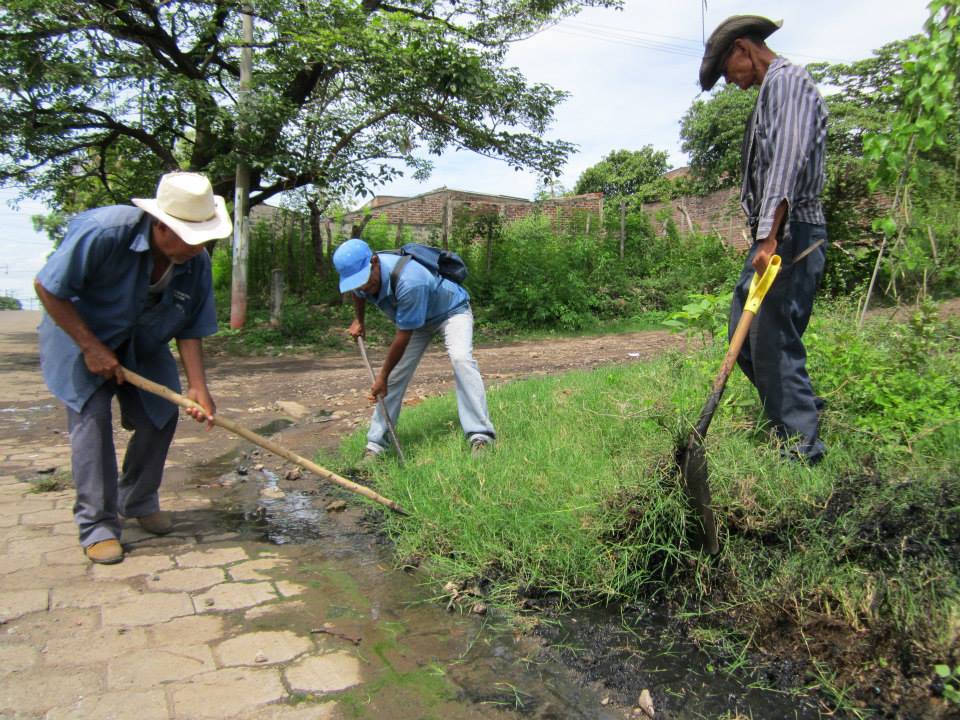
[29, 469, 71, 493]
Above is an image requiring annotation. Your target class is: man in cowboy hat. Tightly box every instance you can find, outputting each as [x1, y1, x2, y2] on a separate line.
[700, 15, 829, 464]
[34, 172, 232, 563]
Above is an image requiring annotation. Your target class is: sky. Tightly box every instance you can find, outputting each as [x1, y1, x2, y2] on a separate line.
[0, 0, 931, 306]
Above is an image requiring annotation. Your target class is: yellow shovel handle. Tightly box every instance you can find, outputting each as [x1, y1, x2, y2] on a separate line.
[744, 255, 782, 314]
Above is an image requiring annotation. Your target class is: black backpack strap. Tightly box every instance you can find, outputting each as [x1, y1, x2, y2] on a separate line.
[389, 254, 413, 291]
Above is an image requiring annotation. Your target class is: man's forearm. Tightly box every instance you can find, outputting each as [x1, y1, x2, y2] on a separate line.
[353, 294, 366, 324]
[34, 279, 102, 352]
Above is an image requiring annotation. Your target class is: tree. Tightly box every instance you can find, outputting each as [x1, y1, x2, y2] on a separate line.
[678, 84, 756, 192]
[573, 146, 670, 197]
[0, 0, 619, 217]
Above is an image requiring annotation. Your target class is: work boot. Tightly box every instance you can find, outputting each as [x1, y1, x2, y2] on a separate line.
[85, 539, 124, 565]
[359, 448, 384, 467]
[136, 511, 174, 535]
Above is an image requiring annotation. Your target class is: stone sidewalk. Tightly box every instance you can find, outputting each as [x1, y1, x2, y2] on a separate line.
[0, 459, 355, 719]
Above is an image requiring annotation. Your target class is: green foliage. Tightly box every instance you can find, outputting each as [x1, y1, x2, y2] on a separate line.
[573, 146, 670, 197]
[679, 84, 757, 192]
[0, 296, 22, 311]
[662, 292, 731, 343]
[935, 664, 960, 704]
[338, 302, 960, 714]
[0, 0, 620, 215]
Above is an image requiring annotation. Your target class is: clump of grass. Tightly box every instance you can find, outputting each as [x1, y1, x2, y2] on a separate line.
[332, 300, 960, 711]
[29, 469, 72, 493]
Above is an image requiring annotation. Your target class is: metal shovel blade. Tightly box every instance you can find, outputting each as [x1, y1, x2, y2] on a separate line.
[678, 439, 720, 555]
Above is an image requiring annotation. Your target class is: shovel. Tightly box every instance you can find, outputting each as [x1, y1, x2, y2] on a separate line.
[677, 254, 782, 555]
[120, 367, 409, 516]
[356, 336, 406, 464]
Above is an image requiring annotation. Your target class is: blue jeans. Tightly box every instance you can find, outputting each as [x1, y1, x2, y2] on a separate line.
[67, 381, 176, 546]
[367, 307, 495, 453]
[729, 221, 827, 463]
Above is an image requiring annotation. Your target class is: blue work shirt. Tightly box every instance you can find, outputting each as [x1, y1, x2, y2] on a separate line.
[36, 206, 217, 428]
[356, 253, 469, 330]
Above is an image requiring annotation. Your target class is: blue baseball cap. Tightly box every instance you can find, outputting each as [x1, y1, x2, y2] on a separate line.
[333, 238, 373, 292]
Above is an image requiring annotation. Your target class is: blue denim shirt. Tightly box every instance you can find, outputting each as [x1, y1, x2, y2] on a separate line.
[355, 253, 469, 330]
[36, 206, 217, 427]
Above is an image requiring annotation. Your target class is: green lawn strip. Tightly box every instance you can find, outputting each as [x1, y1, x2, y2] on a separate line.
[327, 303, 959, 704]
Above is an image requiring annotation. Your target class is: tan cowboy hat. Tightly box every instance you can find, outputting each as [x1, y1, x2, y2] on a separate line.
[132, 172, 233, 245]
[699, 15, 782, 91]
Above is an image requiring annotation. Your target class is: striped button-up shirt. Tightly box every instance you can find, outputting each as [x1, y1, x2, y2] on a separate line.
[741, 57, 828, 240]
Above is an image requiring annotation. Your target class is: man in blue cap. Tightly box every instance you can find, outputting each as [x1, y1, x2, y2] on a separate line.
[34, 172, 230, 564]
[699, 15, 828, 464]
[333, 238, 496, 458]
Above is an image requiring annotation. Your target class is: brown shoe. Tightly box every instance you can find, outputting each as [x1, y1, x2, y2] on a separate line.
[136, 511, 173, 535]
[85, 539, 124, 565]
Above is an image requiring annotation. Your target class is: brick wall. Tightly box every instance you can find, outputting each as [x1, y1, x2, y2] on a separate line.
[640, 187, 751, 250]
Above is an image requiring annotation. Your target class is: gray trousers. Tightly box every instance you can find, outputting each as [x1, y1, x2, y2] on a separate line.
[730, 221, 827, 463]
[66, 381, 177, 546]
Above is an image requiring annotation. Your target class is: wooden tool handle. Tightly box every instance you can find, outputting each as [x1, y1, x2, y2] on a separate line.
[121, 367, 409, 516]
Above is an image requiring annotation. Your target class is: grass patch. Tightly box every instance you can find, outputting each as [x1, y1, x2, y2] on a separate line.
[28, 469, 72, 493]
[331, 299, 960, 713]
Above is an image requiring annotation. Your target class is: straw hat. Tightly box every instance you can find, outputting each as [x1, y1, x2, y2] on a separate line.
[699, 15, 782, 91]
[132, 172, 232, 245]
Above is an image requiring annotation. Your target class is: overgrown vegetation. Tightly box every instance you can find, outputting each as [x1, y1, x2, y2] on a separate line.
[335, 301, 960, 715]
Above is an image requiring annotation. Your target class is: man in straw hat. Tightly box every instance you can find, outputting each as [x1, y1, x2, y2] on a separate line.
[34, 172, 232, 563]
[699, 15, 828, 464]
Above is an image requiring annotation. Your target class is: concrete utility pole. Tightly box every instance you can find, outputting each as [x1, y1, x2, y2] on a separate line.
[230, 2, 254, 329]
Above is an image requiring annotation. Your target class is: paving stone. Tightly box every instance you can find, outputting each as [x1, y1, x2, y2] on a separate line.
[176, 547, 249, 568]
[147, 567, 225, 593]
[285, 652, 362, 694]
[7, 534, 75, 557]
[2, 607, 99, 646]
[150, 615, 225, 647]
[108, 644, 216, 689]
[193, 582, 277, 613]
[0, 561, 86, 590]
[51, 580, 142, 609]
[0, 513, 19, 528]
[245, 600, 305, 621]
[228, 558, 290, 581]
[0, 643, 40, 675]
[44, 625, 150, 665]
[52, 520, 78, 535]
[4, 498, 56, 514]
[20, 507, 74, 525]
[0, 666, 102, 715]
[215, 630, 313, 667]
[0, 481, 33, 494]
[275, 580, 307, 598]
[46, 689, 169, 720]
[91, 553, 175, 579]
[0, 552, 42, 575]
[104, 592, 195, 626]
[169, 667, 286, 719]
[0, 588, 48, 622]
[45, 544, 88, 565]
[164, 496, 212, 511]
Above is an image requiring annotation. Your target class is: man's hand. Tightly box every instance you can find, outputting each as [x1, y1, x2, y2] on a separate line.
[368, 374, 388, 404]
[186, 386, 216, 429]
[752, 236, 778, 275]
[348, 319, 365, 338]
[83, 341, 124, 383]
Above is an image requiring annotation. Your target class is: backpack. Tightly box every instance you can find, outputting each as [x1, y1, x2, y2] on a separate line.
[384, 243, 468, 288]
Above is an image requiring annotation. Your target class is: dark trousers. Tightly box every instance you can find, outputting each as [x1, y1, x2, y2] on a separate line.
[729, 221, 827, 463]
[67, 381, 177, 546]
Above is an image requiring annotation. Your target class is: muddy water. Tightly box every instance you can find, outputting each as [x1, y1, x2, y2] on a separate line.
[188, 445, 816, 720]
